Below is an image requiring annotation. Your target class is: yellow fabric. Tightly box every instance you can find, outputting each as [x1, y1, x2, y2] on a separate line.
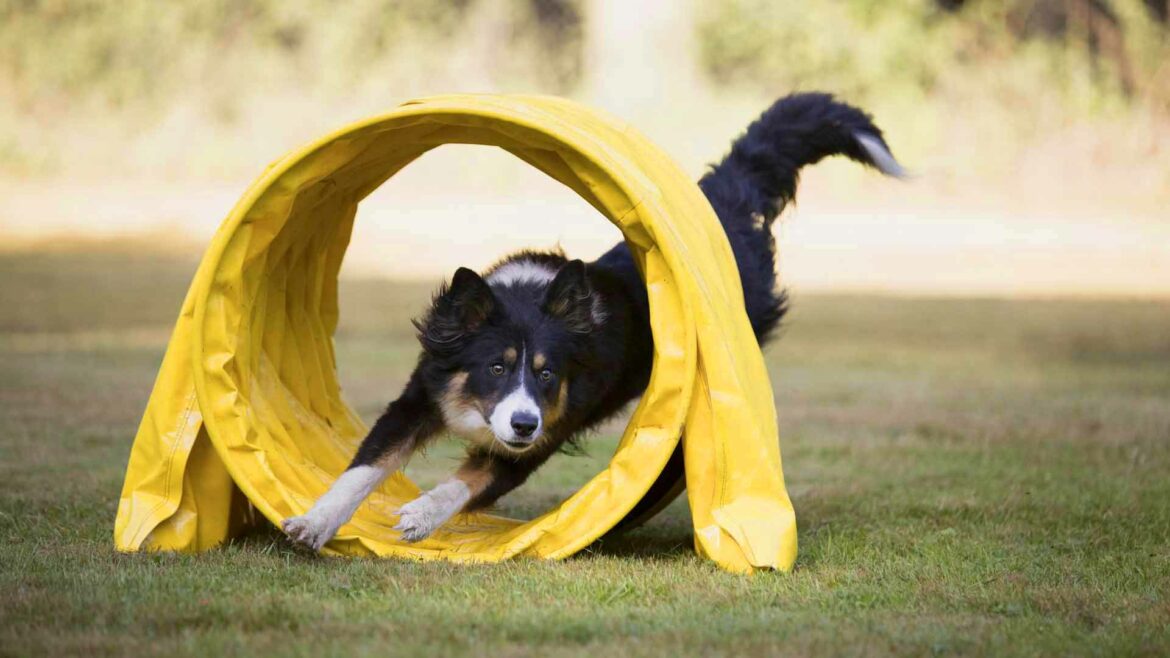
[114, 94, 797, 573]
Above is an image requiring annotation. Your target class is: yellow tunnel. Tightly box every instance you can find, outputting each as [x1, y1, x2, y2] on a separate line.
[114, 94, 797, 573]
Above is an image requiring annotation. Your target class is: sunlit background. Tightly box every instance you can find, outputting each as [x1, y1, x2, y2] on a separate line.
[2, 0, 1168, 294]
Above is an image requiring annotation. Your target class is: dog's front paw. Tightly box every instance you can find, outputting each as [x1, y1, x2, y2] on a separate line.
[282, 512, 340, 551]
[393, 495, 450, 543]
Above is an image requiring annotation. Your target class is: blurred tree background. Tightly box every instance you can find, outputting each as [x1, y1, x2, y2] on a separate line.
[4, 1, 1166, 120]
[700, 0, 1169, 110]
[0, 0, 588, 176]
[0, 0, 1167, 241]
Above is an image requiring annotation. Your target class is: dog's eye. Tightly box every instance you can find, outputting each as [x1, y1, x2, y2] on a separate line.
[489, 363, 506, 376]
[538, 369, 553, 382]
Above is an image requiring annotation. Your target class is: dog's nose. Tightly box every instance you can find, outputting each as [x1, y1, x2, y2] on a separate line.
[510, 412, 539, 438]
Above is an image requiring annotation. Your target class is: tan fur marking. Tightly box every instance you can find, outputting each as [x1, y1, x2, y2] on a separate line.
[448, 371, 469, 390]
[543, 380, 570, 427]
[439, 371, 497, 448]
[503, 347, 518, 364]
[442, 372, 470, 407]
[533, 353, 546, 370]
[454, 463, 494, 497]
[373, 441, 413, 472]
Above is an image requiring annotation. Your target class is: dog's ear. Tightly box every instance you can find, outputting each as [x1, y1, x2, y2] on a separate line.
[414, 267, 496, 354]
[542, 260, 598, 334]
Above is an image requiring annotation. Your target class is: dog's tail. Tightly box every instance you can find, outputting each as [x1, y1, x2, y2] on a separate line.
[699, 92, 905, 226]
[698, 92, 904, 344]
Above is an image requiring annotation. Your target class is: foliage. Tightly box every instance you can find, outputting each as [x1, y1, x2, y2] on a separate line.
[696, 0, 1170, 115]
[0, 0, 583, 115]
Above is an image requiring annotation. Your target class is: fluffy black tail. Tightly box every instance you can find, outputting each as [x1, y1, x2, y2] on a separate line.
[698, 92, 904, 343]
[700, 92, 905, 226]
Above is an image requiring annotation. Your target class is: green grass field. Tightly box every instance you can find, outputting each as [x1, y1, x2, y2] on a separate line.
[1, 246, 1168, 656]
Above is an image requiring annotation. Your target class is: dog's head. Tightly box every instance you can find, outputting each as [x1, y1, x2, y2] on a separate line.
[414, 259, 601, 454]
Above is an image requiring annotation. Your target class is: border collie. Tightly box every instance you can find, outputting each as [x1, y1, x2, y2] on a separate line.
[283, 92, 904, 549]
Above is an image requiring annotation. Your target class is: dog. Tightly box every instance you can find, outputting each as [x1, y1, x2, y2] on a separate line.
[282, 92, 904, 549]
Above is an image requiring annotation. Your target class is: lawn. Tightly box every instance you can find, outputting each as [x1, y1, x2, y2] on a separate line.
[1, 245, 1168, 656]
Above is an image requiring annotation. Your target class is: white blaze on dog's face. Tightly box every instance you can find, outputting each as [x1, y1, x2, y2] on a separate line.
[420, 258, 595, 454]
[487, 346, 543, 447]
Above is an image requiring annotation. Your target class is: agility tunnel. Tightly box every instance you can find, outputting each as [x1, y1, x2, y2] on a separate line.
[114, 94, 797, 573]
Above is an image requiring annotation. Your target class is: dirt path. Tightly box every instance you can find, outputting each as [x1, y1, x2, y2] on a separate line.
[3, 174, 1167, 297]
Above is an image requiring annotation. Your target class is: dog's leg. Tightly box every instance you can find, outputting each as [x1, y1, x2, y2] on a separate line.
[283, 371, 440, 551]
[392, 463, 485, 543]
[394, 447, 552, 542]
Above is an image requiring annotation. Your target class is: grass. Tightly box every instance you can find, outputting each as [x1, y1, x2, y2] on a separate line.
[1, 245, 1169, 656]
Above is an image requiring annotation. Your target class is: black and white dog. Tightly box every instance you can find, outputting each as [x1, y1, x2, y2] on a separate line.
[283, 93, 904, 549]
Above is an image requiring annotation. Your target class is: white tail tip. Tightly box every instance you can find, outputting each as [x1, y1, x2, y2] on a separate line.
[854, 132, 909, 180]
